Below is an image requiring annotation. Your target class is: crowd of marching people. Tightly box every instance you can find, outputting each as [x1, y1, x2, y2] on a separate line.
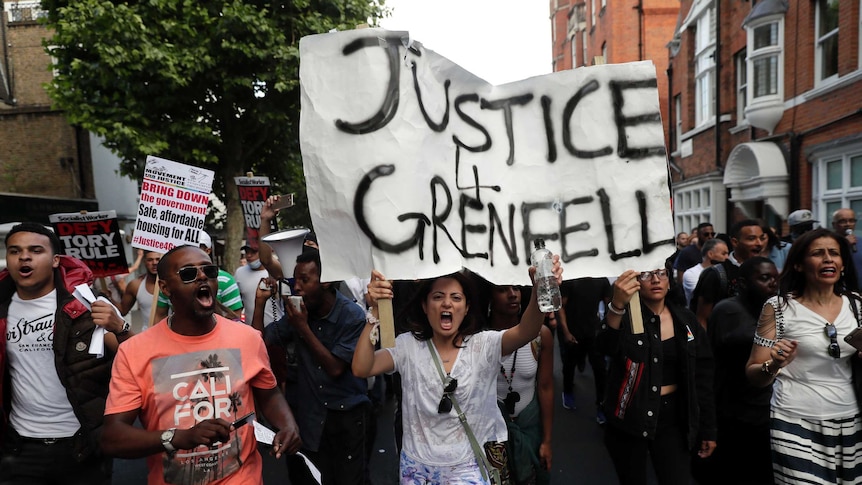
[3, 203, 862, 484]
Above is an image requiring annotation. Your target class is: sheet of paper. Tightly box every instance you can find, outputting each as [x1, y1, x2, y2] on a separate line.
[253, 420, 276, 445]
[89, 327, 105, 358]
[73, 285, 124, 358]
[73, 283, 97, 308]
[297, 452, 322, 484]
[252, 421, 321, 483]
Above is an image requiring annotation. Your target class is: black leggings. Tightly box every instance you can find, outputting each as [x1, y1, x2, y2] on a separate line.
[603, 393, 691, 485]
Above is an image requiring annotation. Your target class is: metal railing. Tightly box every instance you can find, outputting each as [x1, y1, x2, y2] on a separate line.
[6, 1, 47, 23]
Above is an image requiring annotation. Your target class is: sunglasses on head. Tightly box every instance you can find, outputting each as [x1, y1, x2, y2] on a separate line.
[825, 323, 841, 359]
[176, 264, 219, 283]
[437, 377, 458, 414]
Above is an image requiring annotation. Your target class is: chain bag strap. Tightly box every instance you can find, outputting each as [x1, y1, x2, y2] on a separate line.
[427, 340, 501, 485]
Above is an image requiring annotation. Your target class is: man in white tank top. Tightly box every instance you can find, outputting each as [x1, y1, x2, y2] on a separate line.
[119, 250, 161, 331]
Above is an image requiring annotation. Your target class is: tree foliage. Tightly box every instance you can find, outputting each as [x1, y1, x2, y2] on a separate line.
[42, 0, 386, 271]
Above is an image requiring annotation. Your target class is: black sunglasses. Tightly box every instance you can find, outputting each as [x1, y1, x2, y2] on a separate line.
[825, 323, 841, 359]
[177, 264, 219, 283]
[437, 377, 458, 414]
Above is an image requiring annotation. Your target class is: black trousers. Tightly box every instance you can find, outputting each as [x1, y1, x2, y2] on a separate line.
[604, 393, 691, 485]
[0, 427, 111, 485]
[692, 414, 772, 485]
[288, 402, 372, 485]
[559, 330, 607, 404]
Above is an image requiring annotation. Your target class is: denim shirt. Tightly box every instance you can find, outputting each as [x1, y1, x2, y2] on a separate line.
[267, 291, 370, 451]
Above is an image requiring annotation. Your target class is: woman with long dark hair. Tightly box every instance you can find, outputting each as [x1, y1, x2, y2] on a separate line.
[599, 267, 716, 485]
[746, 228, 862, 484]
[481, 283, 553, 485]
[353, 259, 561, 484]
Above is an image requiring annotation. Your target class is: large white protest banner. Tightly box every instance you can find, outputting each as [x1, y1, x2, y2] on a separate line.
[132, 156, 214, 253]
[300, 29, 674, 285]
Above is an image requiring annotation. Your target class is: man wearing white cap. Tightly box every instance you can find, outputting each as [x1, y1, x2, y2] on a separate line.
[785, 209, 817, 242]
[154, 232, 244, 321]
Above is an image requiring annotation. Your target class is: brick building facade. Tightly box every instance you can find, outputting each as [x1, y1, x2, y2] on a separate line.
[668, 0, 862, 234]
[0, 2, 97, 223]
[552, 0, 862, 236]
[550, 0, 680, 149]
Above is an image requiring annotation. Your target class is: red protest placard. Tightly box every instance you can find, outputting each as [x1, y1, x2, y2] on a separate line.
[49, 210, 129, 278]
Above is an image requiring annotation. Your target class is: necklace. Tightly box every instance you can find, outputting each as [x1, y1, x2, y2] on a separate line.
[500, 350, 520, 414]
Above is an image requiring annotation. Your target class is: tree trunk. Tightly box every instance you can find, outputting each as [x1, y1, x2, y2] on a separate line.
[222, 170, 244, 275]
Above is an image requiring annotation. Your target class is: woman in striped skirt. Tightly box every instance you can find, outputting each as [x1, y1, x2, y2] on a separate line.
[746, 228, 862, 484]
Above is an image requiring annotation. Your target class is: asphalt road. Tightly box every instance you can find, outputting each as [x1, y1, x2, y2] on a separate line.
[113, 343, 619, 484]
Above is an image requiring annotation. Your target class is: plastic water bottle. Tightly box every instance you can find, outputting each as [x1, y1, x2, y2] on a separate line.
[531, 239, 561, 312]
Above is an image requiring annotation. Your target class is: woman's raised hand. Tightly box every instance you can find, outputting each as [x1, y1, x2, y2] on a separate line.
[612, 270, 641, 307]
[366, 270, 393, 309]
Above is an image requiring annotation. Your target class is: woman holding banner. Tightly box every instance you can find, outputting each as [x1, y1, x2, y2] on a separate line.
[352, 257, 561, 485]
[598, 268, 716, 485]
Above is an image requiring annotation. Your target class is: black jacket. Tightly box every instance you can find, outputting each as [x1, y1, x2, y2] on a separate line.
[0, 256, 114, 462]
[597, 301, 717, 448]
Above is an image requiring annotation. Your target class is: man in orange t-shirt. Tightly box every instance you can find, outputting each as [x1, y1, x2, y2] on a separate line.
[101, 245, 301, 484]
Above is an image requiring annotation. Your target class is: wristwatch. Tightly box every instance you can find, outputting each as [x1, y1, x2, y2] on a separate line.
[161, 428, 177, 452]
[114, 320, 131, 336]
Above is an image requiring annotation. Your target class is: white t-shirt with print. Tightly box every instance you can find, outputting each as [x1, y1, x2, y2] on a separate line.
[6, 290, 80, 437]
[387, 330, 507, 467]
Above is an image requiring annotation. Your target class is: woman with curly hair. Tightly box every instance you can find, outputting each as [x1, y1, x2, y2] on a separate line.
[352, 259, 561, 485]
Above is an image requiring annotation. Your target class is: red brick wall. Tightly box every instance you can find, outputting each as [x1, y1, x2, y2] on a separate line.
[669, 0, 862, 220]
[0, 20, 93, 200]
[551, 0, 679, 152]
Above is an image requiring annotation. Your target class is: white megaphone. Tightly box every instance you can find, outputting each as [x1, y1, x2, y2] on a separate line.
[261, 228, 310, 278]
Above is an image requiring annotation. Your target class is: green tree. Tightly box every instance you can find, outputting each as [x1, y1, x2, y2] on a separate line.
[42, 0, 386, 272]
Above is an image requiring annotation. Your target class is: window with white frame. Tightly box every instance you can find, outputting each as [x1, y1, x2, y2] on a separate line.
[736, 49, 747, 123]
[815, 148, 862, 232]
[694, 7, 716, 125]
[815, 0, 839, 83]
[674, 184, 714, 235]
[571, 35, 577, 67]
[748, 20, 782, 100]
[591, 0, 596, 26]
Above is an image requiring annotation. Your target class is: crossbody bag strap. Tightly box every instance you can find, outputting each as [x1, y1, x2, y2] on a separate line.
[848, 293, 862, 327]
[426, 340, 493, 483]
